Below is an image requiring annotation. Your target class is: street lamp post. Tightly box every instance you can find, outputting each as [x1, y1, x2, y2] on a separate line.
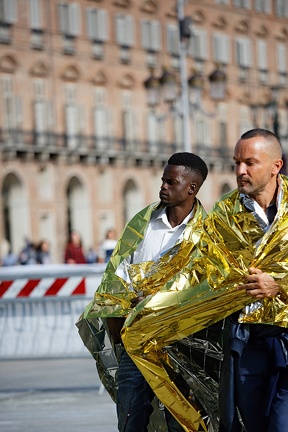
[177, 0, 192, 152]
[144, 0, 227, 153]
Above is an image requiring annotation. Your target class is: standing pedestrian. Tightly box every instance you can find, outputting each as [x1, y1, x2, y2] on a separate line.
[77, 152, 209, 432]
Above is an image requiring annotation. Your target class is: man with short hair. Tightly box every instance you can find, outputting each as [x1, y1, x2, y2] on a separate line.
[218, 128, 288, 432]
[77, 152, 209, 432]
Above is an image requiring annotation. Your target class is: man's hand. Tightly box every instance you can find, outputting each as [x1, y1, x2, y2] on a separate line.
[237, 267, 279, 299]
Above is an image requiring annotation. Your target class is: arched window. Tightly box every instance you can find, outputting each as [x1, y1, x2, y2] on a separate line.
[123, 179, 144, 223]
[66, 176, 92, 250]
[2, 173, 29, 254]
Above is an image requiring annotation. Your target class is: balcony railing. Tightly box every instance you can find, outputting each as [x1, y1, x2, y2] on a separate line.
[0, 128, 233, 167]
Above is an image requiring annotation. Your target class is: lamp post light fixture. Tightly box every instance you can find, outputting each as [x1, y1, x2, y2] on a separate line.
[250, 85, 287, 173]
[250, 85, 283, 139]
[144, 65, 227, 152]
[144, 0, 227, 152]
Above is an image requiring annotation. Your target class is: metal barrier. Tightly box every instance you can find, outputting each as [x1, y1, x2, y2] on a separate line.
[0, 264, 105, 359]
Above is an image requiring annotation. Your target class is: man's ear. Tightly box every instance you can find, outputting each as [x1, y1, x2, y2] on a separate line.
[272, 158, 283, 174]
[189, 183, 197, 194]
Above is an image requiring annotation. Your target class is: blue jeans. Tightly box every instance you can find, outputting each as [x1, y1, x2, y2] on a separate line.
[117, 349, 184, 432]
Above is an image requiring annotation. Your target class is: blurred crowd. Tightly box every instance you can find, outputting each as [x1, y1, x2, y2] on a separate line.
[0, 228, 117, 267]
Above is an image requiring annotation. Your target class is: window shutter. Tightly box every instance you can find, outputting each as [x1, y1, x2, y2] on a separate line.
[58, 4, 67, 34]
[30, 0, 42, 29]
[125, 15, 134, 47]
[167, 24, 179, 55]
[116, 14, 125, 45]
[86, 8, 95, 39]
[264, 0, 271, 13]
[14, 96, 22, 128]
[213, 34, 230, 64]
[255, 0, 261, 11]
[4, 0, 17, 23]
[34, 100, 46, 133]
[141, 20, 149, 49]
[46, 101, 54, 131]
[277, 43, 286, 73]
[123, 110, 134, 143]
[66, 104, 78, 148]
[147, 111, 158, 153]
[98, 9, 108, 41]
[69, 3, 81, 36]
[151, 20, 161, 51]
[257, 40, 267, 70]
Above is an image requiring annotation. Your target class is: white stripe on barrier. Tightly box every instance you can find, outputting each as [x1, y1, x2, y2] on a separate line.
[2, 279, 29, 299]
[29, 278, 57, 298]
[57, 276, 84, 297]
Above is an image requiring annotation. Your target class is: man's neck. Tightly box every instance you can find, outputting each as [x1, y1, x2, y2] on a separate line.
[166, 202, 194, 228]
[249, 189, 277, 212]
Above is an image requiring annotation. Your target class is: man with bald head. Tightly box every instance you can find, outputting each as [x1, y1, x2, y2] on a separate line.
[219, 128, 288, 432]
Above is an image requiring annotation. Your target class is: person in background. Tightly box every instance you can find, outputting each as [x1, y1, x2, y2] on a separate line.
[64, 230, 86, 264]
[19, 238, 37, 265]
[86, 246, 98, 264]
[98, 228, 117, 263]
[36, 239, 52, 264]
[2, 247, 18, 266]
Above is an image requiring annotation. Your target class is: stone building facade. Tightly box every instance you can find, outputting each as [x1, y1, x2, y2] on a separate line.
[0, 0, 287, 263]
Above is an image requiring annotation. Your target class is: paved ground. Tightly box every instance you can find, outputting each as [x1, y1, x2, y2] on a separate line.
[0, 356, 117, 432]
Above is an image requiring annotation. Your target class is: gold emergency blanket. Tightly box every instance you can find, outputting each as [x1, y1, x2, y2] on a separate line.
[121, 174, 288, 432]
[76, 199, 210, 430]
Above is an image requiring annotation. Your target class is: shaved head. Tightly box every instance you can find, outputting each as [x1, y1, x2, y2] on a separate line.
[240, 128, 282, 160]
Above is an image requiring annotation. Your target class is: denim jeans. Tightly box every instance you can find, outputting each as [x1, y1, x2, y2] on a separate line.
[117, 349, 184, 432]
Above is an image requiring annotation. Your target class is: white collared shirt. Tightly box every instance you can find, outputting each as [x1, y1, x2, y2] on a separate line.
[133, 206, 193, 263]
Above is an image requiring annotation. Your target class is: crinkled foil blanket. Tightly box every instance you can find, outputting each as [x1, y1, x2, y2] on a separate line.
[77, 176, 288, 432]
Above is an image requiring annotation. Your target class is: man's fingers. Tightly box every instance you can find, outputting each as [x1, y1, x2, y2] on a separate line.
[248, 267, 262, 275]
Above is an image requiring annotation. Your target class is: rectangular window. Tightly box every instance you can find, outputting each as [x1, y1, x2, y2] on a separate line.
[33, 79, 54, 145]
[239, 106, 252, 136]
[276, 42, 287, 73]
[235, 37, 252, 67]
[166, 23, 179, 56]
[275, 0, 288, 17]
[255, 0, 271, 13]
[29, 0, 42, 29]
[189, 28, 208, 61]
[215, 0, 229, 4]
[93, 88, 110, 150]
[257, 39, 267, 70]
[141, 19, 162, 52]
[58, 2, 81, 37]
[64, 84, 84, 149]
[86, 8, 108, 42]
[121, 90, 136, 151]
[213, 33, 230, 64]
[0, 0, 17, 23]
[234, 0, 251, 8]
[115, 14, 134, 47]
[1, 75, 22, 130]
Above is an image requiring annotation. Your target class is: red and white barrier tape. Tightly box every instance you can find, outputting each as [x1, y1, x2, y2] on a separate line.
[0, 276, 86, 298]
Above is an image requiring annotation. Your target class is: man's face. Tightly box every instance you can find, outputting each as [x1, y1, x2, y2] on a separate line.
[159, 164, 195, 206]
[233, 136, 279, 197]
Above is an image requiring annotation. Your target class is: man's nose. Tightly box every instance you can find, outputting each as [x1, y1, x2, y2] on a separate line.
[161, 181, 168, 189]
[237, 163, 247, 175]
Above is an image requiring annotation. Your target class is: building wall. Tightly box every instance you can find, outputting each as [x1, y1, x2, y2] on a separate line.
[0, 0, 287, 262]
